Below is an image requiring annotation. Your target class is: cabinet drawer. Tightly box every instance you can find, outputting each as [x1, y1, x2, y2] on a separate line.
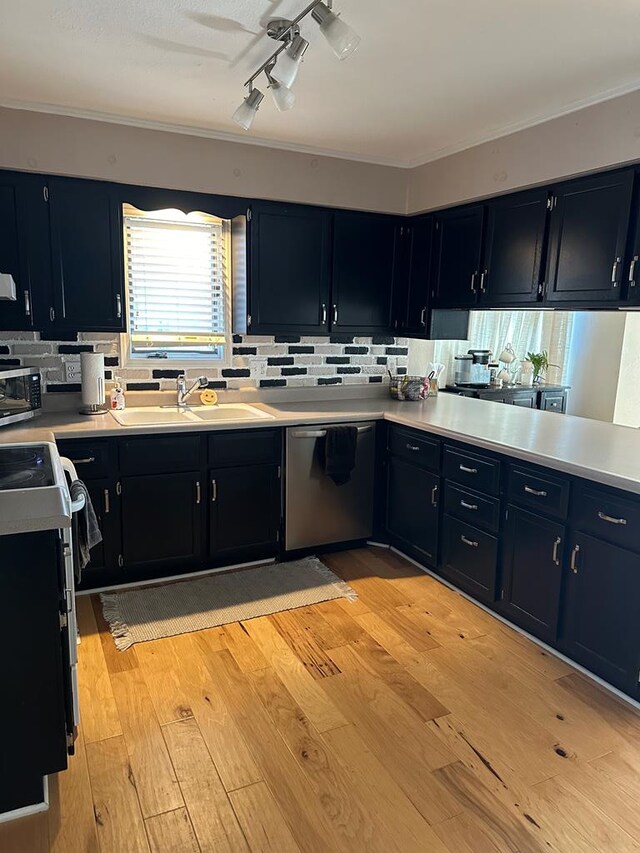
[444, 483, 500, 532]
[208, 428, 281, 468]
[541, 392, 566, 413]
[119, 435, 202, 475]
[572, 485, 640, 553]
[388, 426, 440, 472]
[509, 465, 570, 520]
[441, 515, 498, 603]
[56, 439, 110, 479]
[443, 445, 501, 496]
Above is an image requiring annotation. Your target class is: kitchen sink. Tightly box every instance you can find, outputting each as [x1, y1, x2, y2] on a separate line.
[110, 403, 273, 426]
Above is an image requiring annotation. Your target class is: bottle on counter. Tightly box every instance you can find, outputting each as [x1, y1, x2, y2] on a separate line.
[110, 377, 126, 411]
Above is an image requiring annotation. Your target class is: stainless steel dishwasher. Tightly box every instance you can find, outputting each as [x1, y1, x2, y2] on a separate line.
[285, 422, 375, 551]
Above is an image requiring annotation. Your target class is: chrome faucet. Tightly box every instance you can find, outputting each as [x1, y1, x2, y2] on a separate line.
[176, 375, 209, 407]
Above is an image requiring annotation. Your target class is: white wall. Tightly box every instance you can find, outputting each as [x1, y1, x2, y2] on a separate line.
[614, 313, 640, 427]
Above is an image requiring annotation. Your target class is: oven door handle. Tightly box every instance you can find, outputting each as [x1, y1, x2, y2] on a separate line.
[60, 457, 86, 513]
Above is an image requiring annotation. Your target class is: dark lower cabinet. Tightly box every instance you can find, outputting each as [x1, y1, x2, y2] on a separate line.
[387, 455, 440, 566]
[441, 515, 498, 604]
[209, 464, 280, 561]
[510, 391, 537, 408]
[501, 506, 564, 643]
[120, 471, 203, 567]
[562, 533, 640, 694]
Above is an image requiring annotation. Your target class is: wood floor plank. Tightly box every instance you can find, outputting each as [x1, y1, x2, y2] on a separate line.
[135, 639, 194, 725]
[48, 730, 99, 853]
[221, 621, 268, 672]
[372, 605, 442, 652]
[0, 813, 49, 853]
[492, 622, 575, 681]
[86, 735, 150, 853]
[393, 602, 485, 645]
[145, 808, 199, 853]
[75, 595, 122, 743]
[313, 599, 366, 643]
[354, 610, 436, 667]
[109, 667, 183, 818]
[228, 782, 301, 853]
[243, 616, 348, 732]
[556, 673, 640, 744]
[162, 716, 249, 853]
[323, 550, 412, 612]
[589, 750, 640, 803]
[432, 812, 504, 853]
[270, 609, 342, 679]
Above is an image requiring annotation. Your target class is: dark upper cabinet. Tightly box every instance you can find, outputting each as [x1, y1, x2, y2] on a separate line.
[562, 532, 640, 694]
[431, 205, 485, 308]
[396, 217, 433, 336]
[624, 175, 640, 305]
[331, 211, 399, 334]
[0, 173, 33, 331]
[47, 177, 125, 331]
[482, 189, 549, 306]
[545, 169, 634, 305]
[247, 203, 331, 335]
[209, 464, 280, 561]
[387, 455, 440, 567]
[501, 506, 564, 644]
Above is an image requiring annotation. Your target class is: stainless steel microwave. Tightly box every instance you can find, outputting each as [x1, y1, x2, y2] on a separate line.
[0, 367, 42, 427]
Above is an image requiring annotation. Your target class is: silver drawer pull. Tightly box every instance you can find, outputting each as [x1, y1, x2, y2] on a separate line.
[552, 536, 561, 566]
[524, 485, 547, 497]
[460, 500, 478, 511]
[406, 444, 420, 451]
[461, 535, 479, 548]
[71, 457, 96, 464]
[211, 480, 217, 502]
[104, 489, 110, 514]
[196, 481, 201, 504]
[597, 511, 627, 526]
[431, 485, 438, 507]
[459, 464, 478, 474]
[570, 543, 580, 574]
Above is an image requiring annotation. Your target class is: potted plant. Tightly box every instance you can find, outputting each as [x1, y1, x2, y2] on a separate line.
[525, 350, 556, 385]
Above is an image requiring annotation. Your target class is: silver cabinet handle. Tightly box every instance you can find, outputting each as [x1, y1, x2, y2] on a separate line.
[524, 485, 547, 497]
[611, 257, 621, 284]
[211, 480, 217, 502]
[629, 255, 638, 287]
[570, 543, 580, 574]
[196, 481, 201, 504]
[24, 290, 31, 317]
[104, 488, 110, 514]
[470, 271, 477, 293]
[71, 457, 96, 465]
[431, 485, 438, 507]
[460, 500, 478, 511]
[597, 511, 627, 526]
[321, 303, 327, 324]
[479, 270, 487, 293]
[406, 443, 420, 451]
[116, 293, 122, 319]
[420, 307, 427, 327]
[459, 464, 478, 474]
[461, 535, 479, 548]
[332, 304, 338, 324]
[552, 536, 561, 566]
[49, 306, 55, 322]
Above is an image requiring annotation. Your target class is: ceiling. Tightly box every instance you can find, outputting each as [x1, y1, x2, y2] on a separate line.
[1, 0, 639, 167]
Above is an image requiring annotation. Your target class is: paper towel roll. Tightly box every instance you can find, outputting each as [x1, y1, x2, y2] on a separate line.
[80, 352, 105, 407]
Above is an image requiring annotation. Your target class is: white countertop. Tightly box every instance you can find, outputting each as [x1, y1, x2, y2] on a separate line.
[2, 394, 640, 495]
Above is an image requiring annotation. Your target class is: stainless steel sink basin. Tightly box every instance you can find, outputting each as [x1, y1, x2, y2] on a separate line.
[110, 403, 273, 426]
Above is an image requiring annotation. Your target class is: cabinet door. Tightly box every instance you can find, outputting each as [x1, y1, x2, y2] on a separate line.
[510, 391, 537, 408]
[502, 506, 564, 643]
[0, 173, 35, 331]
[546, 170, 634, 305]
[482, 189, 548, 306]
[82, 479, 122, 572]
[120, 472, 202, 567]
[387, 456, 440, 566]
[441, 515, 498, 603]
[248, 203, 331, 335]
[210, 464, 280, 560]
[331, 211, 399, 334]
[397, 217, 434, 336]
[48, 177, 125, 331]
[431, 206, 484, 308]
[563, 533, 640, 693]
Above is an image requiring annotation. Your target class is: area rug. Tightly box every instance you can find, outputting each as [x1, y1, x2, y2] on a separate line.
[100, 556, 357, 650]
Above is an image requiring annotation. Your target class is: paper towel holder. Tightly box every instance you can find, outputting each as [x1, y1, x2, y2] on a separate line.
[79, 352, 109, 416]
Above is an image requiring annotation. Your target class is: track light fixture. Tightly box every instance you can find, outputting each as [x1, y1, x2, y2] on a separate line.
[232, 0, 360, 131]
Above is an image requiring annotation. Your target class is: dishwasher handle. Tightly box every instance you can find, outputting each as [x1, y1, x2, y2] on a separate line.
[290, 425, 373, 439]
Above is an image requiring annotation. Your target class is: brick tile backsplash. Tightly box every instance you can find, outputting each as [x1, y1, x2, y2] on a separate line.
[0, 331, 408, 393]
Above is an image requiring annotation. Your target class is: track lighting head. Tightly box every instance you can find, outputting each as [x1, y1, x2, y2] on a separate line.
[266, 63, 296, 112]
[312, 2, 360, 61]
[232, 88, 264, 131]
[272, 34, 309, 88]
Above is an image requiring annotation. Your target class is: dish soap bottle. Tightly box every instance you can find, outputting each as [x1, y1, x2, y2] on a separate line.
[110, 377, 126, 411]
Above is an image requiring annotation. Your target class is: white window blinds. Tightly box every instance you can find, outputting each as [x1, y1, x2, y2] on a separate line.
[124, 207, 228, 357]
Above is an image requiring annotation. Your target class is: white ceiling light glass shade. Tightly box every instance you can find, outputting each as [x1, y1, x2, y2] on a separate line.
[311, 3, 361, 61]
[272, 35, 309, 88]
[270, 80, 296, 112]
[231, 88, 264, 130]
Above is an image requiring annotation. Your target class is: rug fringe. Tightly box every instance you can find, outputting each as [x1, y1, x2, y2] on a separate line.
[305, 556, 359, 602]
[100, 593, 134, 651]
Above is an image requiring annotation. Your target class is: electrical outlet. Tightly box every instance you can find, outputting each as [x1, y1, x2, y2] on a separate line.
[65, 361, 82, 382]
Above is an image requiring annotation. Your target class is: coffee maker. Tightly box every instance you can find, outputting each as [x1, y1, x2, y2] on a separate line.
[466, 350, 492, 386]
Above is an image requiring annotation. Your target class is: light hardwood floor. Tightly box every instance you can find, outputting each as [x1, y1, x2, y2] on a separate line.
[3, 546, 640, 852]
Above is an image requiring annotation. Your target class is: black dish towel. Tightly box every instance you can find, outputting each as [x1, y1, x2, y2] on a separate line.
[70, 479, 103, 581]
[324, 425, 358, 486]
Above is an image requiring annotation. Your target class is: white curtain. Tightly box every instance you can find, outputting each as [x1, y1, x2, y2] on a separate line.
[434, 311, 575, 385]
